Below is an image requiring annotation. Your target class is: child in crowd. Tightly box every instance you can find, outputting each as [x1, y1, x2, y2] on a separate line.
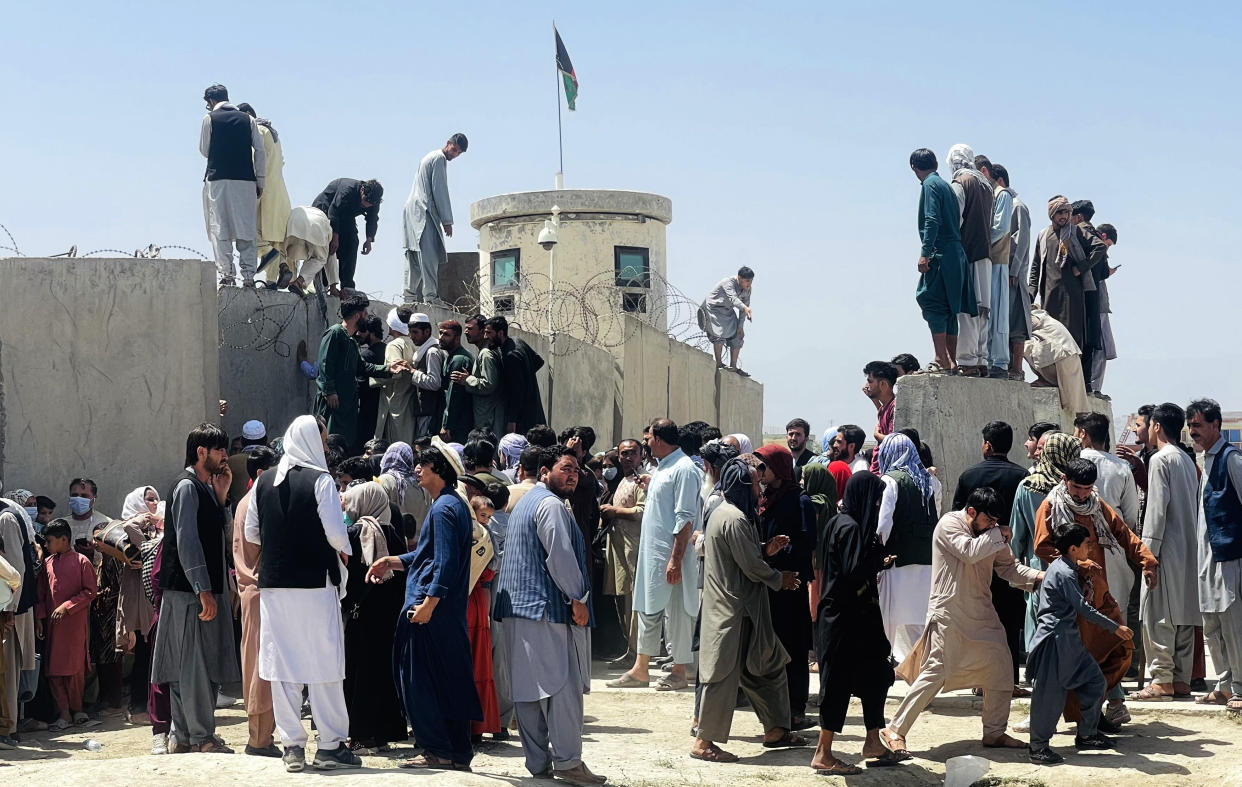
[36, 518, 98, 730]
[1027, 522, 1133, 764]
[466, 496, 501, 741]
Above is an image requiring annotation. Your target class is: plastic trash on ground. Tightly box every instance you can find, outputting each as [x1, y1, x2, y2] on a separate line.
[944, 754, 990, 787]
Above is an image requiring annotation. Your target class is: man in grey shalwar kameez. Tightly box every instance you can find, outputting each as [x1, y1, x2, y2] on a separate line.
[1188, 399, 1242, 710]
[1131, 403, 1201, 701]
[493, 448, 607, 785]
[199, 84, 265, 287]
[402, 133, 468, 304]
[692, 457, 804, 763]
[700, 267, 754, 375]
[150, 423, 241, 753]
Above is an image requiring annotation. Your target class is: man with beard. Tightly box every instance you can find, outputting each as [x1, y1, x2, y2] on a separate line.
[785, 418, 817, 471]
[947, 144, 994, 377]
[1029, 196, 1097, 381]
[601, 439, 646, 663]
[879, 488, 1043, 759]
[451, 315, 505, 437]
[1069, 200, 1109, 389]
[150, 423, 240, 753]
[487, 316, 546, 435]
[436, 320, 474, 442]
[493, 447, 605, 785]
[1035, 460, 1157, 726]
[987, 164, 1034, 382]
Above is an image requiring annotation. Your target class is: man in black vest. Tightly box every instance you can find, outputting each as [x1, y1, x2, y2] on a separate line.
[245, 415, 359, 772]
[150, 423, 239, 753]
[952, 421, 1030, 695]
[200, 84, 266, 287]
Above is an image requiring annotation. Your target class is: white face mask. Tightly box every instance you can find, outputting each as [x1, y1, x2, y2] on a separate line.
[602, 467, 619, 482]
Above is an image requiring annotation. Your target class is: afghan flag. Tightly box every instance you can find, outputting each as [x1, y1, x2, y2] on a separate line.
[555, 27, 578, 111]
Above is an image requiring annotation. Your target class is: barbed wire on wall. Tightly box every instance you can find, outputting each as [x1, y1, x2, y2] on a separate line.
[1, 221, 711, 359]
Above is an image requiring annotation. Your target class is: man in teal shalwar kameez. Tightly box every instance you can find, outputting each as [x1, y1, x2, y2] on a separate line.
[315, 295, 403, 447]
[910, 148, 975, 373]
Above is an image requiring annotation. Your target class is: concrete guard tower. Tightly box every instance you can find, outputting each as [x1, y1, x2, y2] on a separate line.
[469, 189, 672, 343]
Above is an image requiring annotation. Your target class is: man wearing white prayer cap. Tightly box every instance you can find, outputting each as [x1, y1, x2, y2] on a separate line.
[228, 420, 270, 506]
[374, 307, 419, 446]
[405, 312, 447, 439]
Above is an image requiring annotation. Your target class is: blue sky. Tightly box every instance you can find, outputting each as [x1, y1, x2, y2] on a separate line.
[3, 1, 1239, 440]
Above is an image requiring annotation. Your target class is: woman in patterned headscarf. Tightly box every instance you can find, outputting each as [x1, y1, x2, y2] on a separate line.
[377, 442, 430, 545]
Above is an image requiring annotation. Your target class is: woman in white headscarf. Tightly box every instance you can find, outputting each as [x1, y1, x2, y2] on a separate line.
[723, 433, 754, 455]
[340, 481, 408, 752]
[116, 485, 162, 721]
[244, 414, 360, 770]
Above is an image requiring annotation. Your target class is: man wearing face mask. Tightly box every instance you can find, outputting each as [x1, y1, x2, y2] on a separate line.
[66, 478, 109, 560]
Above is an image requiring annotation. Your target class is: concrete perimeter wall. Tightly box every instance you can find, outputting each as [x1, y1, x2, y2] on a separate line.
[0, 258, 218, 508]
[219, 295, 763, 454]
[894, 374, 1112, 501]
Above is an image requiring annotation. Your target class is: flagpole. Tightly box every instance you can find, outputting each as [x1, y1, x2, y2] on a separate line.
[555, 21, 564, 189]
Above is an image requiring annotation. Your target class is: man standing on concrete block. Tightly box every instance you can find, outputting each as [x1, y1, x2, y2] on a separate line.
[314, 295, 406, 450]
[311, 178, 383, 295]
[403, 133, 468, 306]
[990, 165, 1033, 382]
[947, 143, 994, 378]
[1187, 398, 1242, 711]
[200, 84, 265, 288]
[976, 156, 1012, 379]
[909, 147, 971, 373]
[699, 267, 754, 376]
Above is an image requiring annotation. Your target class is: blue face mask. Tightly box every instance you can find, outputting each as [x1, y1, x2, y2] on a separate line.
[68, 496, 92, 516]
[24, 506, 39, 521]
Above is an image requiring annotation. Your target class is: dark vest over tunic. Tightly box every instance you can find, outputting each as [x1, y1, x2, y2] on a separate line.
[254, 466, 341, 589]
[204, 107, 256, 182]
[1204, 443, 1242, 562]
[160, 470, 227, 594]
[886, 469, 935, 567]
[954, 171, 994, 263]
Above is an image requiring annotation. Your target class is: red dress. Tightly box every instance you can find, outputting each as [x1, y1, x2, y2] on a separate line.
[467, 568, 501, 735]
[37, 551, 98, 676]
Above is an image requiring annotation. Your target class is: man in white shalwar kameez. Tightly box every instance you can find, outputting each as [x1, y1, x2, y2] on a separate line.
[200, 84, 265, 287]
[1188, 399, 1242, 710]
[609, 419, 702, 691]
[1130, 404, 1201, 701]
[236, 102, 290, 281]
[278, 206, 336, 295]
[402, 133, 468, 304]
[245, 415, 359, 771]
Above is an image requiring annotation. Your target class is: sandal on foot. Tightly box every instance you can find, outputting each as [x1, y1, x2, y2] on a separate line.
[866, 751, 901, 768]
[690, 745, 738, 763]
[1196, 689, 1231, 705]
[1128, 686, 1174, 702]
[982, 733, 1028, 749]
[878, 729, 912, 761]
[656, 674, 688, 691]
[605, 673, 649, 689]
[815, 760, 862, 775]
[1227, 698, 1242, 712]
[400, 754, 453, 769]
[762, 732, 809, 748]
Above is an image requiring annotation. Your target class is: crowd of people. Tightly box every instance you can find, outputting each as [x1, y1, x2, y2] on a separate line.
[199, 82, 466, 303]
[2, 358, 1238, 777]
[909, 143, 1119, 413]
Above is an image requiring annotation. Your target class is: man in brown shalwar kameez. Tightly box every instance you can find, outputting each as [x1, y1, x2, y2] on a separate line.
[231, 447, 279, 757]
[1034, 459, 1157, 727]
[879, 488, 1043, 758]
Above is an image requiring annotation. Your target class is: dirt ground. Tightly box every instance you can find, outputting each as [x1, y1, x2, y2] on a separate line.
[2, 668, 1239, 786]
